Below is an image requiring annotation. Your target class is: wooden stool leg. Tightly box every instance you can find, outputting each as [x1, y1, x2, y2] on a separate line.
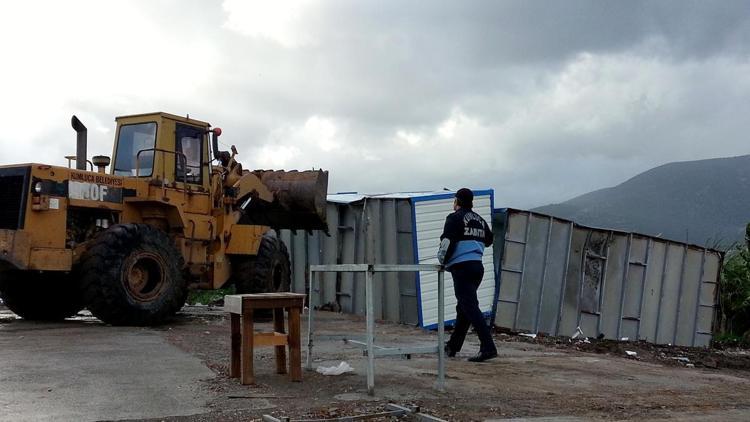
[230, 313, 241, 378]
[288, 306, 302, 382]
[274, 307, 288, 374]
[241, 309, 255, 385]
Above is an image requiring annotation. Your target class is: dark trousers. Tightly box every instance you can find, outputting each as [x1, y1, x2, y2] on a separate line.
[446, 261, 497, 354]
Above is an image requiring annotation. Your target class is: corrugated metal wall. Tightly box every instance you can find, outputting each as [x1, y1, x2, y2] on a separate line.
[280, 198, 419, 324]
[281, 191, 495, 327]
[493, 209, 722, 347]
[414, 195, 495, 328]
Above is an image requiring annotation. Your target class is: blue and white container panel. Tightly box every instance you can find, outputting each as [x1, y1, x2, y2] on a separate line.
[412, 191, 495, 328]
[280, 190, 495, 328]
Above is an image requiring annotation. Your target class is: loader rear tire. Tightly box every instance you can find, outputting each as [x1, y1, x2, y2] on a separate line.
[77, 224, 187, 326]
[0, 270, 84, 320]
[232, 230, 291, 294]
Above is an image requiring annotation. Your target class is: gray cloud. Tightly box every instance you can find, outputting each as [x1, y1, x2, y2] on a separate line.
[1, 0, 749, 209]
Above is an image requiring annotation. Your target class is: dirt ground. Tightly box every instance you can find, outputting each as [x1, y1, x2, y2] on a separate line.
[4, 305, 750, 421]
[153, 306, 750, 422]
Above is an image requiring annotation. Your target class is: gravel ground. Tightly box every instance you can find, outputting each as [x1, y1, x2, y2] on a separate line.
[4, 305, 750, 421]
[155, 306, 750, 421]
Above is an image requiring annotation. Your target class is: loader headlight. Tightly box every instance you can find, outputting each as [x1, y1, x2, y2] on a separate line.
[34, 182, 42, 193]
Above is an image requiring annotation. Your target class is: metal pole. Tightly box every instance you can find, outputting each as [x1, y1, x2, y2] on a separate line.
[635, 238, 652, 341]
[595, 231, 613, 337]
[437, 268, 445, 391]
[576, 231, 593, 329]
[691, 249, 707, 347]
[673, 245, 689, 346]
[513, 212, 533, 331]
[616, 234, 633, 339]
[654, 244, 670, 343]
[534, 216, 554, 333]
[366, 267, 375, 395]
[306, 268, 314, 370]
[555, 222, 574, 336]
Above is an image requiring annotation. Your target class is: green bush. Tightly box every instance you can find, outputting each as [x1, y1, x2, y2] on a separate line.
[713, 331, 747, 348]
[187, 286, 235, 306]
[719, 224, 750, 338]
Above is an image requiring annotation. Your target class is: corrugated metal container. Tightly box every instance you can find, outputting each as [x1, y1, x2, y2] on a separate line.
[281, 190, 495, 328]
[492, 209, 723, 347]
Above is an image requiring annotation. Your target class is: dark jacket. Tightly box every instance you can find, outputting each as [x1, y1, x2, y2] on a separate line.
[439, 208, 493, 268]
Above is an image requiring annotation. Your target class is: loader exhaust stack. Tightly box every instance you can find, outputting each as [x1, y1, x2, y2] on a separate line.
[71, 115, 87, 171]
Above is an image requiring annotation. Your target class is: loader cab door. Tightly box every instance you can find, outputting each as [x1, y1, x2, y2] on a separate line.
[175, 123, 205, 185]
[113, 122, 158, 177]
[171, 121, 213, 217]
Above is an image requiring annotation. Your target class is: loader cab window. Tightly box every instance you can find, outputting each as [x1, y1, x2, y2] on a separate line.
[113, 122, 157, 177]
[175, 123, 204, 184]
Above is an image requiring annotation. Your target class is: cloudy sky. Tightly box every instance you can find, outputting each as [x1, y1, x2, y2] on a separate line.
[1, 1, 748, 208]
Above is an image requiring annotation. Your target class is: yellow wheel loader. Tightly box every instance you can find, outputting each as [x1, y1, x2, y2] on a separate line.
[0, 112, 327, 325]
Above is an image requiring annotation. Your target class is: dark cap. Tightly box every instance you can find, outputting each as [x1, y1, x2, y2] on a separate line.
[455, 188, 474, 208]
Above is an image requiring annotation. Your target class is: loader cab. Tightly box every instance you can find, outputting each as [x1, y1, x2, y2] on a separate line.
[111, 112, 211, 190]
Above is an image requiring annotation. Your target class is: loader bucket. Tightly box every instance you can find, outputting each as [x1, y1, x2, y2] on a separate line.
[239, 169, 329, 232]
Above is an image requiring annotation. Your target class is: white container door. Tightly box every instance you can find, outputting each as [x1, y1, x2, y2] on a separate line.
[413, 192, 495, 328]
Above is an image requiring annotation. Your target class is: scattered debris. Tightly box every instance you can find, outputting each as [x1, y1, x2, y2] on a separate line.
[316, 361, 354, 376]
[625, 351, 637, 357]
[227, 394, 294, 399]
[621, 337, 630, 341]
[494, 324, 750, 371]
[333, 393, 381, 402]
[262, 403, 447, 422]
[572, 326, 585, 339]
[702, 358, 719, 369]
[519, 333, 537, 339]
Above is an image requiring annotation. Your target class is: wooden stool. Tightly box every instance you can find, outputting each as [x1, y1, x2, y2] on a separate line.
[225, 293, 305, 385]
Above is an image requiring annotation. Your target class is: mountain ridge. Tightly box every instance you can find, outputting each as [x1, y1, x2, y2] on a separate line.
[533, 154, 750, 249]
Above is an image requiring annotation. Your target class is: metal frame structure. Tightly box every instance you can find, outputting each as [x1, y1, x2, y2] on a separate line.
[306, 264, 446, 395]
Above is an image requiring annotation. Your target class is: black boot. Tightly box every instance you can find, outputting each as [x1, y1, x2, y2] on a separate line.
[467, 350, 497, 362]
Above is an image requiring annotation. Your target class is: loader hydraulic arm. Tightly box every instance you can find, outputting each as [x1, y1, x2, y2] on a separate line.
[232, 172, 274, 204]
[210, 127, 230, 167]
[207, 128, 328, 232]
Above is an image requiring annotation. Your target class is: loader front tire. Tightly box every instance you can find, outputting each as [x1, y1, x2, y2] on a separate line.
[78, 224, 187, 326]
[0, 270, 84, 320]
[232, 230, 292, 294]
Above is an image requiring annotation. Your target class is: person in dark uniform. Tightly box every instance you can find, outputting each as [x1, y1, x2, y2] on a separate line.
[437, 188, 498, 362]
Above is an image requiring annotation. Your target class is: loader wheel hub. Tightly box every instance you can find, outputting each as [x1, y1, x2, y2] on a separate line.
[123, 252, 167, 302]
